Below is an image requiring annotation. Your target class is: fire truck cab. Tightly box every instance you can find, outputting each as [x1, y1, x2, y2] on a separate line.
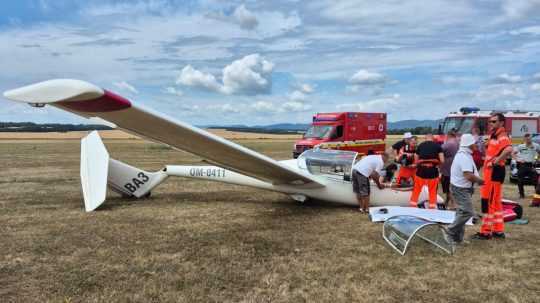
[293, 112, 386, 158]
[436, 107, 540, 143]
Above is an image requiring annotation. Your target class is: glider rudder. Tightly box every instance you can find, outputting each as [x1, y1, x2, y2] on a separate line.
[81, 131, 109, 212]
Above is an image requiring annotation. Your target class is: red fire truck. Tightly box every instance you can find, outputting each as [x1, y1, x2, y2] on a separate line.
[293, 112, 386, 158]
[435, 107, 540, 143]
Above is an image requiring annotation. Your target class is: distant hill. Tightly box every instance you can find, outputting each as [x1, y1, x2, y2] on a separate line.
[255, 123, 311, 131]
[388, 120, 442, 130]
[208, 120, 441, 133]
[1, 119, 441, 133]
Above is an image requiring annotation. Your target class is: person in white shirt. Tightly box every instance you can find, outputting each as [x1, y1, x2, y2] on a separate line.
[445, 134, 484, 244]
[351, 152, 389, 213]
[512, 133, 540, 198]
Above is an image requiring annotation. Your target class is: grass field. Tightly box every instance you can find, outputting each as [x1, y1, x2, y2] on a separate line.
[0, 134, 539, 302]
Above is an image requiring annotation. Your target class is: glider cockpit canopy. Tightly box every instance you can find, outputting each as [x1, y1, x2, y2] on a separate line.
[298, 149, 358, 181]
[383, 215, 454, 255]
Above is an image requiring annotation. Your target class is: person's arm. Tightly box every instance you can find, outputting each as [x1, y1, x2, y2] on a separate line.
[511, 146, 519, 160]
[370, 171, 385, 189]
[493, 146, 513, 164]
[438, 152, 444, 165]
[463, 171, 484, 185]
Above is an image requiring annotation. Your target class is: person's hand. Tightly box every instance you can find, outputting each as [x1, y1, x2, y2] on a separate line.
[477, 179, 485, 186]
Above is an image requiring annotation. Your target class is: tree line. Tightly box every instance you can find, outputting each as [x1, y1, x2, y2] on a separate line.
[0, 122, 112, 132]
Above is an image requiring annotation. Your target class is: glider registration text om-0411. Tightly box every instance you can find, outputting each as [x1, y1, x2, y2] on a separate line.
[189, 168, 226, 178]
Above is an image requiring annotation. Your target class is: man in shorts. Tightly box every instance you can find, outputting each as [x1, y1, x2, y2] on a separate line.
[352, 152, 389, 213]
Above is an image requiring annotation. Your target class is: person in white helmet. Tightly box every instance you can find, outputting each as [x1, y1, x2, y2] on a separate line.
[445, 134, 484, 244]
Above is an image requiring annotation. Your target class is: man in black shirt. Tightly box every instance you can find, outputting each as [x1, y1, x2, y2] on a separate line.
[391, 132, 410, 161]
[409, 133, 444, 209]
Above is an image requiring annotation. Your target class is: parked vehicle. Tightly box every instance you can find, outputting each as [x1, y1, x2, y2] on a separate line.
[435, 107, 540, 144]
[293, 112, 386, 158]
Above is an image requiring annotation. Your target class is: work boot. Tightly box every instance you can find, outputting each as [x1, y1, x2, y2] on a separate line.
[492, 232, 506, 239]
[471, 232, 491, 240]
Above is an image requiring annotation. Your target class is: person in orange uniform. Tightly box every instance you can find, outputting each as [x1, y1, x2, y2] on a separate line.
[474, 113, 513, 240]
[396, 133, 417, 187]
[410, 133, 444, 208]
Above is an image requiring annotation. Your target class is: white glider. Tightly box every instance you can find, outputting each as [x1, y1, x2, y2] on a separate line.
[4, 79, 441, 211]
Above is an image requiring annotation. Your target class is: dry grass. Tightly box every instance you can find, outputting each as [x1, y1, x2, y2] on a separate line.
[0, 137, 539, 303]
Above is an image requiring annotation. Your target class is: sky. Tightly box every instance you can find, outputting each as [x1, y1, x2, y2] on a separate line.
[1, 0, 540, 125]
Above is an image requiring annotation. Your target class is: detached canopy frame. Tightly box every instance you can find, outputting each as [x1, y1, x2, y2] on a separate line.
[382, 215, 454, 255]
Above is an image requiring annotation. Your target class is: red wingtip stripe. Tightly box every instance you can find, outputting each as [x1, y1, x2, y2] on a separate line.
[56, 90, 132, 112]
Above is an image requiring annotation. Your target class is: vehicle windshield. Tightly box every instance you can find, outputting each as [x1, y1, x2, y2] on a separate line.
[441, 117, 475, 134]
[304, 125, 335, 139]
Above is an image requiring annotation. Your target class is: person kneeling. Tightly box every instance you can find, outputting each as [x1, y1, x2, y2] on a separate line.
[446, 134, 484, 244]
[352, 153, 389, 213]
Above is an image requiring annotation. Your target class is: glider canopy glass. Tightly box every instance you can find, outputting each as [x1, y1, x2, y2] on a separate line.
[298, 149, 358, 181]
[383, 215, 454, 255]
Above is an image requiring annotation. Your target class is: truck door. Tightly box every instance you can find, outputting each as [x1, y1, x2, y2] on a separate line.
[333, 125, 344, 140]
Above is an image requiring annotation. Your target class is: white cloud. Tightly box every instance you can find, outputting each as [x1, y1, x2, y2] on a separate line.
[163, 86, 183, 96]
[233, 5, 259, 30]
[251, 101, 279, 113]
[531, 83, 540, 92]
[177, 54, 274, 95]
[493, 73, 522, 84]
[475, 85, 525, 100]
[534, 73, 540, 80]
[313, 0, 475, 28]
[82, 0, 172, 17]
[509, 25, 540, 36]
[299, 83, 314, 94]
[349, 69, 387, 85]
[222, 54, 274, 95]
[501, 0, 540, 20]
[207, 103, 240, 114]
[288, 90, 307, 102]
[337, 94, 400, 111]
[346, 70, 388, 95]
[282, 101, 312, 112]
[438, 76, 461, 85]
[177, 65, 223, 93]
[113, 81, 139, 94]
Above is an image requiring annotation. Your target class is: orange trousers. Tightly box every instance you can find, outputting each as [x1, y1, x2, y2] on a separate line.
[410, 176, 439, 208]
[396, 166, 416, 186]
[480, 179, 504, 235]
[480, 167, 492, 213]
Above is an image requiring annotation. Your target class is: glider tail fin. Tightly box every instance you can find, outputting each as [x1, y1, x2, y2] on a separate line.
[81, 131, 168, 212]
[81, 131, 109, 212]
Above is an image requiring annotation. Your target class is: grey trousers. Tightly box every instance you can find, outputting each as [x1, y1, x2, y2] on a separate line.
[447, 185, 475, 242]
